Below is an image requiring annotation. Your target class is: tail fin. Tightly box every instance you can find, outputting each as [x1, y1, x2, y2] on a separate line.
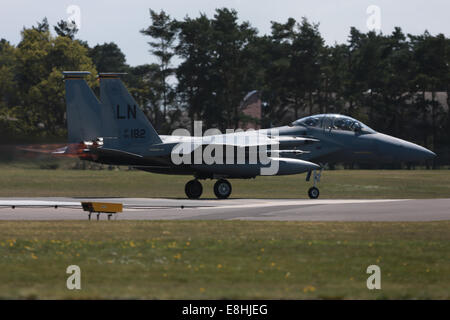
[63, 71, 115, 142]
[99, 73, 162, 147]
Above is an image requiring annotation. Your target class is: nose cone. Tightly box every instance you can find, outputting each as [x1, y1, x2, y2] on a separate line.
[374, 133, 436, 162]
[402, 143, 436, 161]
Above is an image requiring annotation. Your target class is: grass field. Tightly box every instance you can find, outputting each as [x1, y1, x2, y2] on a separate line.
[0, 165, 448, 299]
[0, 165, 449, 199]
[0, 221, 448, 299]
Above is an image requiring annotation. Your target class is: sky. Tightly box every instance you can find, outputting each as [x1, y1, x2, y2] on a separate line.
[1, 0, 449, 66]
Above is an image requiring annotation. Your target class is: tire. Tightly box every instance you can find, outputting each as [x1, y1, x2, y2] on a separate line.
[214, 179, 232, 199]
[308, 186, 320, 199]
[185, 180, 203, 199]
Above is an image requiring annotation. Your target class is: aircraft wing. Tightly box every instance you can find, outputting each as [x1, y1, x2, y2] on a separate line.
[167, 132, 318, 154]
[199, 134, 318, 147]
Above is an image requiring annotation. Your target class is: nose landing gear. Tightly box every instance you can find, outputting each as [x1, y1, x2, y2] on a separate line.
[308, 186, 320, 199]
[306, 168, 322, 199]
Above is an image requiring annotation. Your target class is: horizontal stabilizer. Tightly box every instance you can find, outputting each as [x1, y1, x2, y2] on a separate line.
[90, 147, 143, 160]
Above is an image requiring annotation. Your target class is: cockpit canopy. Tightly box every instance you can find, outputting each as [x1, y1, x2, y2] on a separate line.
[292, 114, 375, 134]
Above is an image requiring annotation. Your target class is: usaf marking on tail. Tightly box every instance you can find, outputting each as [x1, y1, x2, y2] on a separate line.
[116, 104, 137, 120]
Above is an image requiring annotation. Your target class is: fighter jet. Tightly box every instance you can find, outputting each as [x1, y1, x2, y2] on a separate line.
[60, 71, 436, 200]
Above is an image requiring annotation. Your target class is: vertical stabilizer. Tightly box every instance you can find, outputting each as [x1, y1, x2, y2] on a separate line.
[99, 73, 162, 147]
[63, 71, 109, 142]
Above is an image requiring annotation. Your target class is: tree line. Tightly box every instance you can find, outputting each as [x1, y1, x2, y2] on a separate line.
[1, 8, 449, 164]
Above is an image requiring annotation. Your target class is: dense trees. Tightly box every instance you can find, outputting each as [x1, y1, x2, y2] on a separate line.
[140, 10, 177, 127]
[0, 10, 449, 164]
[89, 42, 128, 73]
[175, 9, 259, 131]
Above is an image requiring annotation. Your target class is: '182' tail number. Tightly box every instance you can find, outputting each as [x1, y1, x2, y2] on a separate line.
[125, 128, 146, 139]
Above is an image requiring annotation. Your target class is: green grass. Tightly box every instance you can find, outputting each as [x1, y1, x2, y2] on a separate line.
[0, 165, 449, 198]
[0, 221, 448, 299]
[0, 166, 448, 299]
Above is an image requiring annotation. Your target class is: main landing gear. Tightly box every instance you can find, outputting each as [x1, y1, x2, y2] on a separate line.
[185, 179, 203, 199]
[306, 168, 323, 199]
[185, 179, 232, 199]
[214, 179, 232, 199]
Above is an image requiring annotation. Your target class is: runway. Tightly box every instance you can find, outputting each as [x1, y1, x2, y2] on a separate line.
[0, 197, 449, 221]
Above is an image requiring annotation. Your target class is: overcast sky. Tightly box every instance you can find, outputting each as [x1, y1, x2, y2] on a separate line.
[2, 0, 449, 66]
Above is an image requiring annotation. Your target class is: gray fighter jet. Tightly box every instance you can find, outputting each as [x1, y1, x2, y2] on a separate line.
[60, 71, 436, 199]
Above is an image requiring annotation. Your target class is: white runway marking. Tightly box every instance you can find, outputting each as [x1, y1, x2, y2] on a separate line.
[0, 200, 80, 207]
[198, 199, 407, 210]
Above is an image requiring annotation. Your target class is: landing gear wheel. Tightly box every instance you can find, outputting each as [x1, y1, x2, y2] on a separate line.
[308, 187, 320, 199]
[185, 180, 203, 199]
[214, 179, 232, 199]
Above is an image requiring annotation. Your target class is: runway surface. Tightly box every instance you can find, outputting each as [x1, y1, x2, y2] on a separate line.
[0, 197, 449, 221]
